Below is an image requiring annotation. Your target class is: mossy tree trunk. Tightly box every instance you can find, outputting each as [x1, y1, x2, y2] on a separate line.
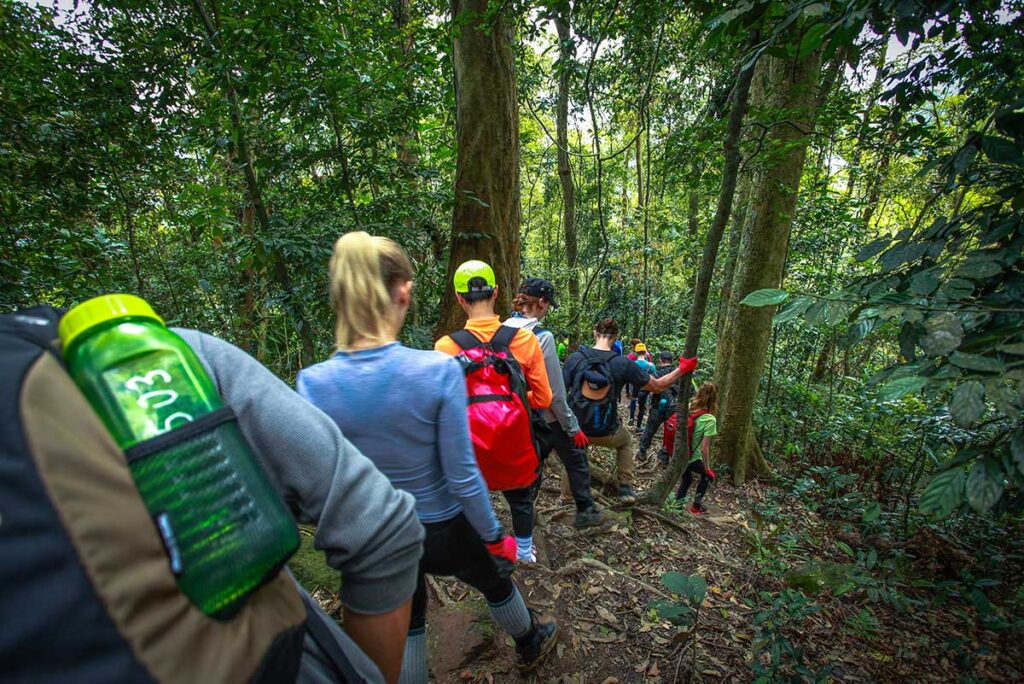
[643, 38, 758, 505]
[715, 45, 829, 484]
[435, 0, 521, 337]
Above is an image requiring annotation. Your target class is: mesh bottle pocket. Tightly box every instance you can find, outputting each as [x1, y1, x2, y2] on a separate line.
[125, 407, 299, 618]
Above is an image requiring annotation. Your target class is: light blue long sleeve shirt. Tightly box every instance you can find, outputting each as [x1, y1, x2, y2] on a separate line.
[296, 342, 502, 542]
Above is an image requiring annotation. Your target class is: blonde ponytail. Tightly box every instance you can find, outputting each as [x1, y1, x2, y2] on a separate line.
[329, 231, 413, 350]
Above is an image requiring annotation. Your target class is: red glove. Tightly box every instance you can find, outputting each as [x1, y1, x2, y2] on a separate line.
[485, 535, 517, 579]
[572, 431, 589, 448]
[703, 463, 717, 479]
[678, 355, 699, 375]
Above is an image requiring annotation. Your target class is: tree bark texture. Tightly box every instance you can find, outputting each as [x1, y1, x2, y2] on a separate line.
[434, 0, 521, 338]
[716, 173, 750, 339]
[555, 4, 579, 343]
[643, 39, 758, 505]
[715, 44, 828, 485]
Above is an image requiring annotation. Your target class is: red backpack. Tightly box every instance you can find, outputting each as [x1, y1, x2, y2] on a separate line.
[662, 409, 710, 458]
[450, 326, 538, 491]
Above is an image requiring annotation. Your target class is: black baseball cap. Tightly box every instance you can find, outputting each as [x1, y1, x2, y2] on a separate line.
[518, 278, 558, 308]
[660, 349, 674, 360]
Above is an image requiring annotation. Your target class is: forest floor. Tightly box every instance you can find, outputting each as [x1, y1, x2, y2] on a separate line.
[299, 399, 1024, 683]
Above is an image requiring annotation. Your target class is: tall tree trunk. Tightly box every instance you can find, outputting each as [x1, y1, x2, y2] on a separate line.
[715, 173, 750, 339]
[637, 110, 650, 338]
[643, 36, 758, 505]
[435, 0, 521, 337]
[554, 4, 579, 343]
[715, 43, 829, 485]
[687, 191, 700, 235]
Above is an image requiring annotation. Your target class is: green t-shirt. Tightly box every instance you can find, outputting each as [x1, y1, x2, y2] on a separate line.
[689, 412, 717, 464]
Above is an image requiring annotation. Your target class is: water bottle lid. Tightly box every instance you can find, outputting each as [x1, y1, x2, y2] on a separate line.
[59, 294, 164, 352]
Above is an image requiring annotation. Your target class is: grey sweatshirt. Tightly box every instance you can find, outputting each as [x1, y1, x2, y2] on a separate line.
[176, 330, 426, 681]
[502, 316, 581, 434]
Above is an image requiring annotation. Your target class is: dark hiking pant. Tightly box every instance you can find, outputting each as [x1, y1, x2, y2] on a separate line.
[502, 485, 536, 540]
[677, 460, 712, 504]
[638, 403, 672, 458]
[535, 420, 596, 512]
[635, 392, 649, 430]
[410, 514, 515, 630]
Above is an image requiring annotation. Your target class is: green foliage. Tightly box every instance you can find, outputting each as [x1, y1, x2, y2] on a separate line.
[650, 571, 707, 627]
[749, 589, 832, 683]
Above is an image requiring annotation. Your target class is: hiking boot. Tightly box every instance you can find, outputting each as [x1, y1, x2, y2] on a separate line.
[515, 611, 558, 672]
[573, 506, 606, 529]
[618, 485, 637, 506]
[690, 501, 708, 515]
[634, 448, 647, 464]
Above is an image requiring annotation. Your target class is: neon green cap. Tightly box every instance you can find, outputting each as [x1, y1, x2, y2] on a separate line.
[453, 260, 496, 294]
[59, 294, 164, 351]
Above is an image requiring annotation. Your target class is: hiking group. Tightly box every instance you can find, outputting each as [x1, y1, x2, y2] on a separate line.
[1, 231, 719, 684]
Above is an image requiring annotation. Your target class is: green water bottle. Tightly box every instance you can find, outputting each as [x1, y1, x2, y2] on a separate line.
[59, 294, 299, 618]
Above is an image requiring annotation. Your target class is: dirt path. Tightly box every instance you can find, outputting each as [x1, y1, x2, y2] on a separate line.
[415, 406, 1023, 682]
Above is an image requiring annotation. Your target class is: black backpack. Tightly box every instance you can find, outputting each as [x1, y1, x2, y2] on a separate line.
[567, 348, 618, 437]
[0, 306, 363, 683]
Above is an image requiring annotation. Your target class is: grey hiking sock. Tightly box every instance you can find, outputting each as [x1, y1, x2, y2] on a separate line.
[488, 587, 532, 638]
[399, 627, 427, 684]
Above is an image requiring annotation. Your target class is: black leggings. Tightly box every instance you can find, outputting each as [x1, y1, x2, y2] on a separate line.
[502, 484, 536, 539]
[677, 460, 712, 503]
[410, 514, 515, 630]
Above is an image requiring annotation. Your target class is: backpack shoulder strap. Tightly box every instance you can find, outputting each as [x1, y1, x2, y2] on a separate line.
[491, 324, 518, 352]
[450, 329, 481, 351]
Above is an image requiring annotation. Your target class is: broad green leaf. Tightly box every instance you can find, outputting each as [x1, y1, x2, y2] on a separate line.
[773, 296, 811, 324]
[919, 468, 965, 519]
[985, 381, 1020, 419]
[835, 540, 855, 558]
[949, 352, 1005, 373]
[862, 502, 881, 522]
[997, 343, 1024, 355]
[660, 571, 690, 595]
[741, 289, 789, 307]
[855, 236, 891, 262]
[879, 242, 912, 272]
[879, 376, 926, 401]
[957, 257, 1002, 280]
[684, 575, 708, 606]
[949, 381, 984, 427]
[920, 313, 963, 356]
[909, 268, 941, 295]
[966, 460, 1004, 514]
[980, 134, 1023, 166]
[649, 599, 691, 621]
[798, 23, 828, 59]
[942, 278, 974, 300]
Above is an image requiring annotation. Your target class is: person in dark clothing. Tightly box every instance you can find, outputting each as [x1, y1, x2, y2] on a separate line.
[637, 350, 680, 463]
[506, 279, 606, 529]
[563, 318, 697, 504]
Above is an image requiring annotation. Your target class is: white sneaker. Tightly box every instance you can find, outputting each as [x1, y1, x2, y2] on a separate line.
[517, 545, 538, 563]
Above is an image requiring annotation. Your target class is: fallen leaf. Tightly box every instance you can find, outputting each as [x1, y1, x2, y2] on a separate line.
[646, 662, 660, 677]
[601, 678, 619, 684]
